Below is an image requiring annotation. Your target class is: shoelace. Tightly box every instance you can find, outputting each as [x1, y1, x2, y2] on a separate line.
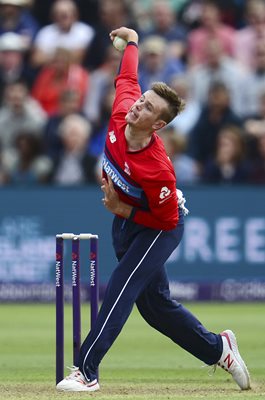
[66, 365, 80, 379]
[201, 364, 217, 376]
[66, 366, 97, 387]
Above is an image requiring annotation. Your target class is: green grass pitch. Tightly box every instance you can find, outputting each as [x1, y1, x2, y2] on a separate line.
[0, 302, 264, 400]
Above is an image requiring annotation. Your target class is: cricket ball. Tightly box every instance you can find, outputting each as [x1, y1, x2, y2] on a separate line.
[113, 36, 127, 52]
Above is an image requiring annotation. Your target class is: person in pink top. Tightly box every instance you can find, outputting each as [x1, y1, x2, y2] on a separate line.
[235, 0, 265, 70]
[188, 0, 235, 66]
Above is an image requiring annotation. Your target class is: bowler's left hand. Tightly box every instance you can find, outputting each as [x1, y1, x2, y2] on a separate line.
[101, 176, 120, 213]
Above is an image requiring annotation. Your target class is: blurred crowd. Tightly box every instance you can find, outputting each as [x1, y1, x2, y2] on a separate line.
[0, 0, 265, 187]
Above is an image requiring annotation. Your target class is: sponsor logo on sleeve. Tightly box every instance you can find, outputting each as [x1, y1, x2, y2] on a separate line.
[159, 186, 171, 203]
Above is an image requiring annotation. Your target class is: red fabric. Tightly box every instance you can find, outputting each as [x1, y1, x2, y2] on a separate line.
[103, 43, 179, 231]
[31, 64, 88, 115]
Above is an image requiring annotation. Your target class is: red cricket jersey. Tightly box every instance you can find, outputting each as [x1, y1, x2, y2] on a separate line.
[103, 43, 179, 231]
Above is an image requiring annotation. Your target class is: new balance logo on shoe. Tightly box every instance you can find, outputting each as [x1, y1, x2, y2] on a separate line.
[223, 354, 234, 369]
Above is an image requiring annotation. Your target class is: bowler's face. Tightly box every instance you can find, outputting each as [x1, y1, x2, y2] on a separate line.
[125, 90, 167, 131]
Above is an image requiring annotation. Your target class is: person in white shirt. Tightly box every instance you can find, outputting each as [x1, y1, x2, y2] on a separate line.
[31, 0, 94, 67]
[188, 37, 250, 117]
[168, 74, 201, 136]
[0, 80, 46, 151]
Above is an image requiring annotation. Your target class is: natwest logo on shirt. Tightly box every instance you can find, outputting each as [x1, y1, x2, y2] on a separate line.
[109, 130, 116, 143]
[159, 186, 171, 200]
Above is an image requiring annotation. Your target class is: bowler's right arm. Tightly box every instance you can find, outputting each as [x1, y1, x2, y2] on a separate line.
[110, 28, 141, 127]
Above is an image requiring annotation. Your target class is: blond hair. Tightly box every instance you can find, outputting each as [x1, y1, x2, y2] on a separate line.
[59, 114, 91, 140]
[151, 82, 185, 124]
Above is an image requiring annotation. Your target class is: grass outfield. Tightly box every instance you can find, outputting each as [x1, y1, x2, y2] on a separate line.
[0, 303, 264, 400]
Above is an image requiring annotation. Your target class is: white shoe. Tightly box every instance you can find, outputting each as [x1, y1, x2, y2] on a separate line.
[56, 366, 100, 392]
[218, 330, 250, 390]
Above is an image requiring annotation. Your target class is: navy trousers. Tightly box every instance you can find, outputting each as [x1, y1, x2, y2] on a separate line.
[78, 210, 223, 381]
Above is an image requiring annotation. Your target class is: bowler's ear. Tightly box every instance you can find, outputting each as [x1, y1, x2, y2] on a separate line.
[152, 120, 167, 131]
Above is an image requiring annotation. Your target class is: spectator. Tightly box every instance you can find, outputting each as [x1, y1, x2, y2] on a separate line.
[244, 41, 265, 115]
[52, 114, 97, 185]
[244, 90, 265, 139]
[179, 0, 206, 30]
[181, 1, 246, 30]
[0, 141, 9, 184]
[43, 88, 82, 160]
[244, 89, 265, 160]
[0, 32, 29, 102]
[0, 0, 39, 46]
[0, 80, 46, 151]
[85, 0, 134, 70]
[203, 125, 248, 184]
[138, 35, 184, 93]
[130, 0, 188, 32]
[235, 0, 265, 70]
[159, 126, 200, 185]
[31, 47, 88, 115]
[168, 73, 201, 135]
[188, 81, 242, 167]
[188, 37, 249, 116]
[212, 0, 246, 29]
[140, 0, 187, 60]
[31, 0, 94, 68]
[69, 0, 98, 27]
[88, 83, 115, 158]
[188, 0, 235, 66]
[248, 134, 265, 183]
[83, 45, 121, 125]
[2, 130, 53, 184]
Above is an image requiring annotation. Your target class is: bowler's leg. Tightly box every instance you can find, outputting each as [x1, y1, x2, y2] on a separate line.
[78, 224, 184, 382]
[136, 267, 222, 365]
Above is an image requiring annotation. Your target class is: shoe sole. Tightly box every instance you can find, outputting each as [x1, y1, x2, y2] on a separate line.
[56, 382, 100, 392]
[222, 330, 251, 390]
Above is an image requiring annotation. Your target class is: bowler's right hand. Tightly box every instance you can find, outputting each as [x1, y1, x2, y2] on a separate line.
[109, 27, 138, 45]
